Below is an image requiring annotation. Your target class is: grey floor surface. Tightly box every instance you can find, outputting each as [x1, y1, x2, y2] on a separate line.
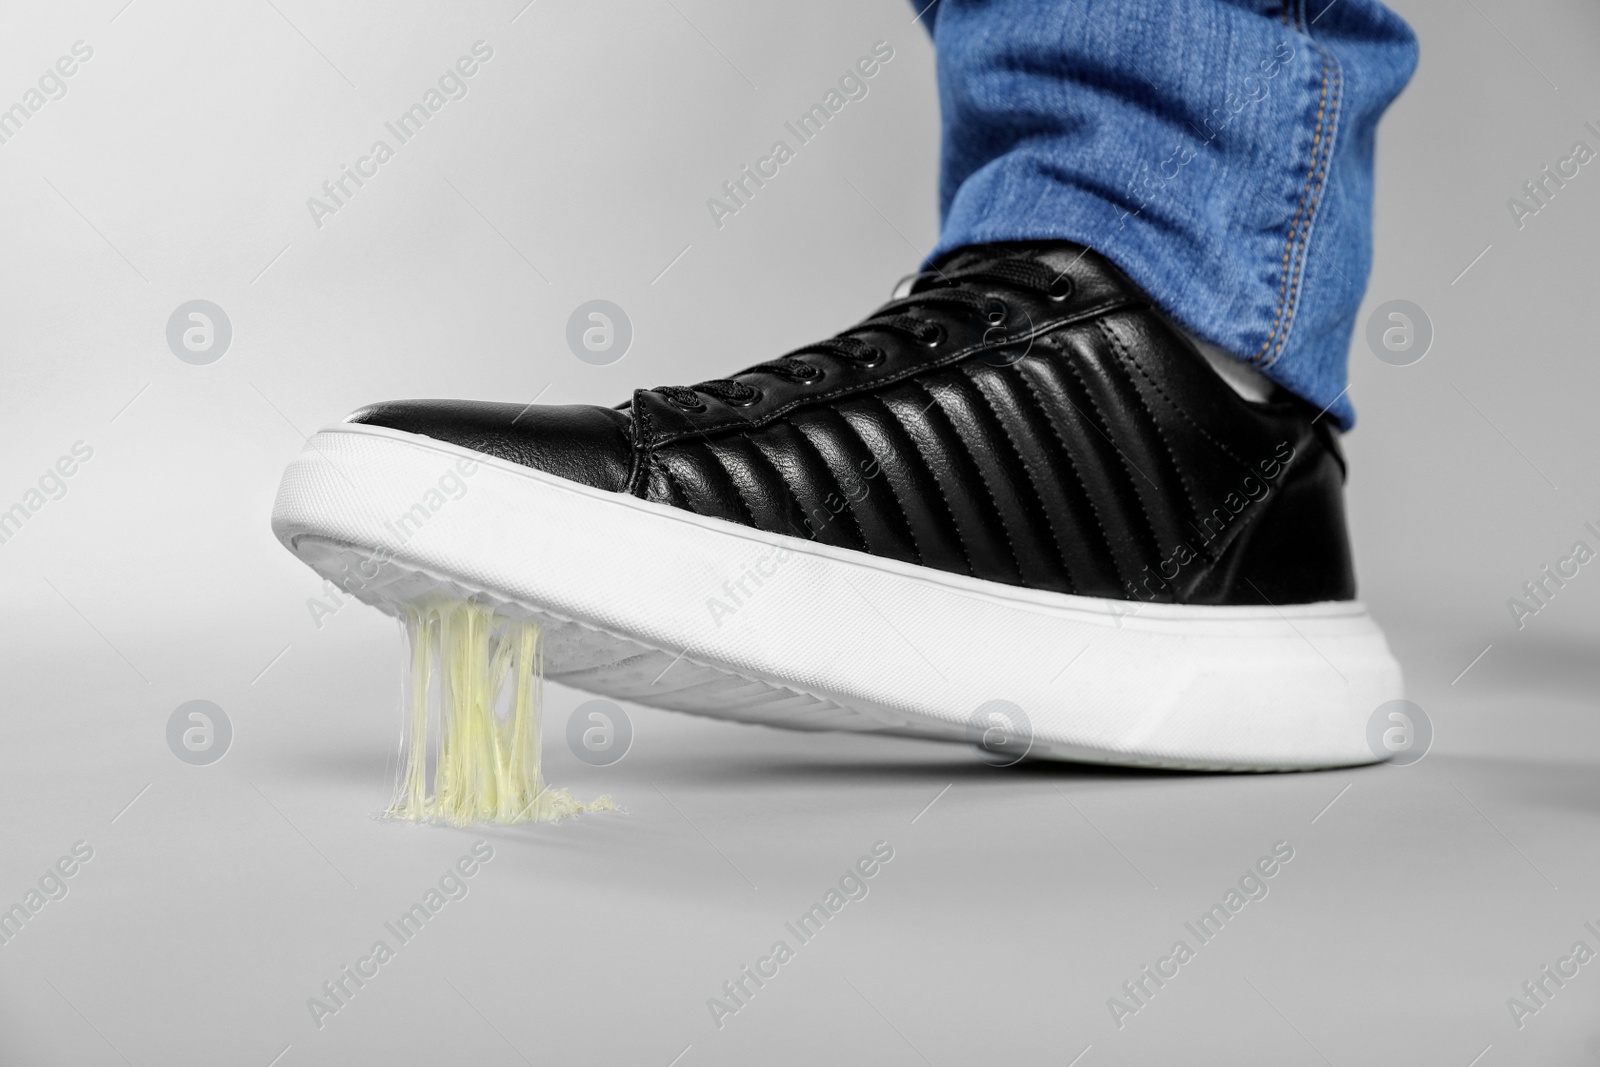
[1, 619, 1597, 1067]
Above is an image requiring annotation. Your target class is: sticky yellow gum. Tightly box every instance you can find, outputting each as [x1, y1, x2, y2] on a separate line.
[386, 601, 614, 825]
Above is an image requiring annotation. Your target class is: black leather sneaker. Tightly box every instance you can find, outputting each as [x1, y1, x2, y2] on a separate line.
[272, 241, 1401, 770]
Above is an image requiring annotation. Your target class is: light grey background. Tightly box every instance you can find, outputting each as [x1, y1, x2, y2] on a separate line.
[1, 0, 1597, 1063]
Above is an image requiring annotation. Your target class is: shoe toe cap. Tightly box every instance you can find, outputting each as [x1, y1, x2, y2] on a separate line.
[346, 400, 635, 493]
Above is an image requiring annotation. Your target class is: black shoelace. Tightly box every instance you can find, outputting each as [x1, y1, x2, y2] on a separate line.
[652, 256, 1073, 411]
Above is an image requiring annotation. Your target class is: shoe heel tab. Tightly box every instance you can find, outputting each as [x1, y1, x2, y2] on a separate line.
[1311, 417, 1348, 482]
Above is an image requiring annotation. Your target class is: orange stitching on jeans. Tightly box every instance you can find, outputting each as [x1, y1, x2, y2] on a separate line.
[1269, 49, 1341, 363]
[1251, 53, 1329, 366]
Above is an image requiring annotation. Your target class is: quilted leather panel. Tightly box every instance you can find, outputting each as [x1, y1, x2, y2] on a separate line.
[624, 244, 1354, 605]
[349, 242, 1356, 605]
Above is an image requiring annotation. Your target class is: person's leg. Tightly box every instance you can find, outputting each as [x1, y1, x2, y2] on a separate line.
[921, 0, 1418, 428]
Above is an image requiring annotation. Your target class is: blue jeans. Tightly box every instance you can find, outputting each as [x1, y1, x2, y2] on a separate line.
[918, 0, 1418, 428]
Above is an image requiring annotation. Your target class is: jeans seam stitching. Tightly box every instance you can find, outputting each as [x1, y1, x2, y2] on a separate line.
[1251, 48, 1331, 367]
[1270, 47, 1341, 365]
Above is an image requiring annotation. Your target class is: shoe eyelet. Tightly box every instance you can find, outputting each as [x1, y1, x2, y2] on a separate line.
[984, 299, 1008, 325]
[725, 383, 762, 407]
[662, 388, 706, 413]
[918, 322, 945, 347]
[1047, 276, 1073, 301]
[855, 345, 886, 368]
[788, 362, 825, 383]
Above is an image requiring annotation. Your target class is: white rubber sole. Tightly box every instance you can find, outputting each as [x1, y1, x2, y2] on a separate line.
[271, 423, 1404, 770]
